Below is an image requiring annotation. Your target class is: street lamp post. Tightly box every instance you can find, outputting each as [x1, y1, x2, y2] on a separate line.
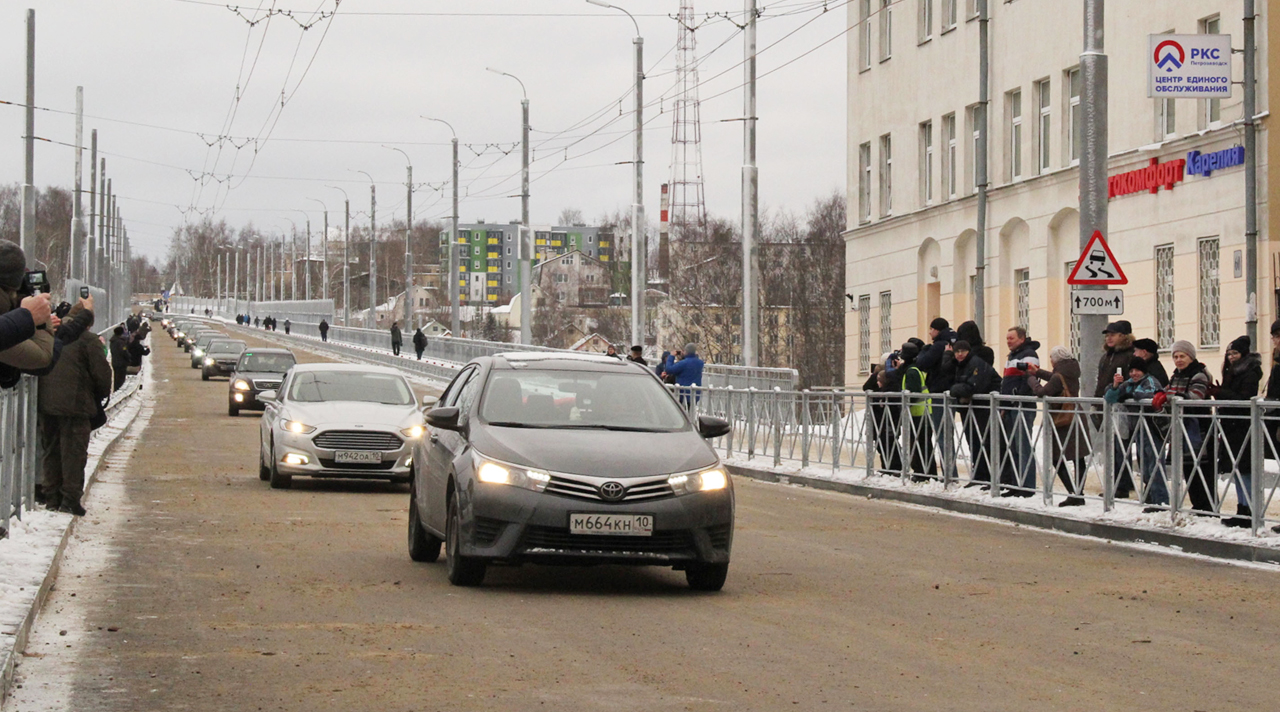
[307, 198, 328, 303]
[587, 0, 645, 348]
[487, 67, 531, 345]
[424, 117, 461, 338]
[386, 146, 414, 330]
[328, 186, 351, 326]
[356, 170, 377, 328]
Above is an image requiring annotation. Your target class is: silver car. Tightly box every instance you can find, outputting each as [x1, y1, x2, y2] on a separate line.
[257, 364, 425, 489]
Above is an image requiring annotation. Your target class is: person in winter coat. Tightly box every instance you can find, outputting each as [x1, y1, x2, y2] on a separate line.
[1164, 340, 1216, 515]
[1095, 321, 1137, 498]
[956, 321, 995, 373]
[866, 362, 903, 475]
[1267, 321, 1280, 532]
[664, 343, 705, 405]
[254, 316, 261, 328]
[1028, 347, 1090, 506]
[109, 326, 130, 391]
[655, 350, 671, 380]
[1216, 335, 1262, 527]
[390, 322, 403, 356]
[0, 290, 52, 353]
[126, 329, 151, 371]
[413, 328, 427, 359]
[318, 319, 329, 342]
[916, 318, 958, 479]
[626, 345, 647, 366]
[895, 341, 936, 481]
[1132, 338, 1169, 387]
[998, 327, 1039, 495]
[1104, 357, 1168, 509]
[284, 318, 291, 334]
[948, 340, 1000, 486]
[36, 304, 111, 515]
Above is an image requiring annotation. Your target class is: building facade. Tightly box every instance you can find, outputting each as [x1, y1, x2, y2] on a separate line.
[533, 250, 612, 308]
[447, 221, 616, 305]
[844, 0, 1274, 386]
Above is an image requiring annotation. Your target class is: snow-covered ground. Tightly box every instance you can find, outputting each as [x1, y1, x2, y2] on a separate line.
[0, 364, 154, 701]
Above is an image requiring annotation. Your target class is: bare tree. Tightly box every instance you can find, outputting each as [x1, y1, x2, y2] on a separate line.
[557, 207, 585, 226]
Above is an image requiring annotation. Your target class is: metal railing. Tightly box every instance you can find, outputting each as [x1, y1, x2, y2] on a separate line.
[170, 296, 799, 391]
[675, 387, 1280, 536]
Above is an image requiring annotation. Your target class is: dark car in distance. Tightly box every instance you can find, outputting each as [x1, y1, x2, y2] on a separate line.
[201, 339, 248, 381]
[229, 348, 297, 416]
[407, 352, 734, 591]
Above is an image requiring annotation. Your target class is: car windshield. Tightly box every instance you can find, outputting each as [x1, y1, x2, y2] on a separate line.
[197, 335, 222, 346]
[479, 368, 688, 431]
[288, 371, 413, 405]
[208, 341, 246, 355]
[239, 353, 295, 373]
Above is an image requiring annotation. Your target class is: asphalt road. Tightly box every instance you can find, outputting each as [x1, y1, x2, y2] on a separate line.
[7, 323, 1280, 711]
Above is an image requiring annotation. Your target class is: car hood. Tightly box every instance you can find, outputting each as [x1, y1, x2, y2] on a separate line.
[470, 425, 719, 478]
[234, 370, 289, 381]
[285, 401, 418, 429]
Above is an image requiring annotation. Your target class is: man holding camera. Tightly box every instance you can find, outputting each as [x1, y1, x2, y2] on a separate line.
[0, 240, 94, 386]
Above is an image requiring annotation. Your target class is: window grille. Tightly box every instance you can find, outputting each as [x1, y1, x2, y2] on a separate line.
[1066, 261, 1080, 357]
[1015, 268, 1030, 331]
[879, 291, 893, 356]
[1155, 244, 1175, 349]
[859, 295, 872, 374]
[1198, 238, 1219, 348]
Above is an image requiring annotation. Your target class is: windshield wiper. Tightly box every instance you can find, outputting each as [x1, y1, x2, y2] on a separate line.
[485, 421, 550, 429]
[555, 424, 670, 433]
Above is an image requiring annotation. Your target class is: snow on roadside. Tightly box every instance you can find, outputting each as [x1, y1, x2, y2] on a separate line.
[0, 363, 154, 683]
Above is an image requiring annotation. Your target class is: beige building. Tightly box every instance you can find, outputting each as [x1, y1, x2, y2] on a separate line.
[844, 0, 1276, 386]
[533, 250, 611, 308]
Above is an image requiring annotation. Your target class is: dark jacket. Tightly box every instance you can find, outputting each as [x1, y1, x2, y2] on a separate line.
[1000, 338, 1041, 398]
[0, 307, 35, 352]
[1144, 354, 1170, 387]
[413, 329, 427, 350]
[1030, 356, 1089, 459]
[1218, 352, 1263, 410]
[916, 328, 958, 393]
[391, 325, 403, 345]
[955, 321, 995, 372]
[318, 319, 329, 333]
[127, 335, 151, 367]
[1094, 333, 1135, 398]
[626, 354, 648, 367]
[1267, 359, 1280, 401]
[37, 312, 112, 419]
[109, 333, 129, 366]
[1030, 356, 1082, 400]
[949, 352, 999, 403]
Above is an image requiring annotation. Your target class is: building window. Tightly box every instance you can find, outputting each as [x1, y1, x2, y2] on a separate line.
[858, 142, 872, 223]
[878, 133, 893, 217]
[942, 113, 956, 199]
[1198, 237, 1220, 348]
[879, 0, 892, 62]
[917, 0, 933, 44]
[965, 0, 977, 20]
[859, 295, 872, 374]
[506, 247, 512, 255]
[473, 245, 481, 255]
[879, 291, 893, 355]
[1007, 88, 1023, 180]
[919, 121, 933, 206]
[858, 0, 872, 72]
[1036, 79, 1051, 174]
[941, 0, 956, 31]
[1155, 244, 1175, 350]
[966, 104, 979, 194]
[1015, 268, 1030, 331]
[506, 275, 512, 284]
[505, 261, 512, 269]
[1157, 97, 1176, 140]
[1201, 16, 1222, 126]
[1066, 261, 1080, 358]
[1067, 67, 1081, 165]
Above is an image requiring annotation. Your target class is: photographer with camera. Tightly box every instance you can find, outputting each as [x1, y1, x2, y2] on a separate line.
[0, 240, 94, 387]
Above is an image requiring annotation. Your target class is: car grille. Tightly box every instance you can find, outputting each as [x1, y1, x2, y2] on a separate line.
[544, 473, 674, 503]
[707, 523, 733, 550]
[253, 379, 282, 390]
[318, 458, 396, 470]
[473, 517, 506, 546]
[519, 526, 694, 555]
[313, 430, 403, 451]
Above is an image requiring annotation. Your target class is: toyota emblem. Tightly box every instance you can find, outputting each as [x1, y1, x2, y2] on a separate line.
[598, 481, 626, 502]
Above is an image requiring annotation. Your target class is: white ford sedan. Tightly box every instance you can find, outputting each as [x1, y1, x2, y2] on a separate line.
[257, 364, 426, 489]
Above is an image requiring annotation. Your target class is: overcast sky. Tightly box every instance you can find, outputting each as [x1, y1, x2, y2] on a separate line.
[0, 0, 847, 261]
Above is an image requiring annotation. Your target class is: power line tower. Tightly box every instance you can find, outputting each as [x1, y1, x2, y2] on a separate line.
[669, 0, 707, 242]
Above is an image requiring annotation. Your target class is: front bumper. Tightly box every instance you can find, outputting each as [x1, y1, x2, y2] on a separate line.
[203, 362, 236, 377]
[458, 484, 734, 567]
[273, 429, 413, 481]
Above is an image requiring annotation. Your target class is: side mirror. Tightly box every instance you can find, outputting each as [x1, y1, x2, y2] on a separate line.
[426, 406, 463, 432]
[258, 390, 277, 403]
[697, 415, 731, 439]
[420, 395, 439, 409]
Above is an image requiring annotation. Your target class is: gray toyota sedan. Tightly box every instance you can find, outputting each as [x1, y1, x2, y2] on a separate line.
[407, 352, 734, 591]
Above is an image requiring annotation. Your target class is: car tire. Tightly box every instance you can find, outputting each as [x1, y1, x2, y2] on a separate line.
[258, 435, 271, 481]
[229, 404, 240, 417]
[408, 480, 442, 563]
[267, 437, 291, 488]
[445, 496, 485, 586]
[201, 371, 209, 381]
[685, 562, 729, 592]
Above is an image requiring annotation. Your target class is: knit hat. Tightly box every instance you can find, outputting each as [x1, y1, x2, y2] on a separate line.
[952, 340, 971, 352]
[1127, 356, 1148, 373]
[899, 341, 921, 362]
[929, 317, 950, 331]
[1227, 335, 1251, 355]
[1132, 338, 1159, 353]
[1272, 319, 1280, 337]
[1170, 339, 1196, 359]
[0, 240, 26, 291]
[907, 337, 925, 349]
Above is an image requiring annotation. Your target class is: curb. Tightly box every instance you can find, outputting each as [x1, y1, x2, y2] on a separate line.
[0, 370, 150, 706]
[726, 463, 1280, 567]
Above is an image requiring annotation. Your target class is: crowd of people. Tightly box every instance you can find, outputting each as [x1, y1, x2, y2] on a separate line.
[0, 240, 150, 517]
[863, 317, 1280, 530]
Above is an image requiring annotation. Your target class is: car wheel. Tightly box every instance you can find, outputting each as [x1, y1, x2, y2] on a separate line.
[685, 562, 729, 592]
[258, 435, 270, 480]
[267, 436, 291, 488]
[229, 404, 240, 417]
[201, 371, 209, 381]
[445, 496, 485, 586]
[408, 479, 442, 563]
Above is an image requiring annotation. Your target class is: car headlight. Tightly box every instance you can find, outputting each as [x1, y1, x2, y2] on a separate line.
[176, 331, 185, 338]
[474, 454, 550, 493]
[204, 357, 214, 366]
[284, 420, 316, 434]
[668, 468, 728, 495]
[400, 425, 425, 439]
[193, 349, 204, 357]
[234, 379, 251, 391]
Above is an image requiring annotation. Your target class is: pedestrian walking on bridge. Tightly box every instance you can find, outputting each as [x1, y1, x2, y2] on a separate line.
[391, 322, 403, 356]
[413, 327, 427, 360]
[319, 319, 329, 342]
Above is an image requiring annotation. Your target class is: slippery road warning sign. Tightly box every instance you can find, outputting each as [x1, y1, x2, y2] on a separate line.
[1067, 231, 1128, 285]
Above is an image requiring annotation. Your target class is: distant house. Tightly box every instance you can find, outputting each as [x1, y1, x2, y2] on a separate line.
[568, 333, 614, 354]
[533, 250, 611, 308]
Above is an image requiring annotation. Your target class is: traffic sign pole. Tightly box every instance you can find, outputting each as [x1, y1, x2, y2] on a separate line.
[1078, 0, 1108, 396]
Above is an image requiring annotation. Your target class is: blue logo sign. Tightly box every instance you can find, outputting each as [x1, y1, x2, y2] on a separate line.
[1186, 146, 1245, 178]
[1154, 40, 1185, 72]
